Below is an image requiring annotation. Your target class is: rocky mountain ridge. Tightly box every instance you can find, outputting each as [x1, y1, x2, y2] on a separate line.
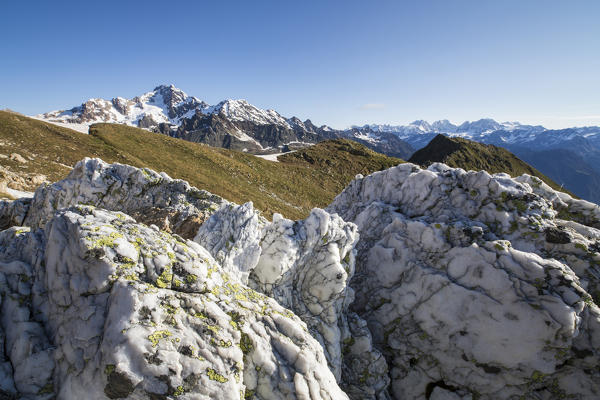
[34, 89, 600, 202]
[359, 119, 600, 204]
[357, 118, 600, 150]
[37, 85, 414, 158]
[1, 158, 599, 399]
[408, 134, 566, 194]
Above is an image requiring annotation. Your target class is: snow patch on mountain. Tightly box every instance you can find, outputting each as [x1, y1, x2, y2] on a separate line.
[36, 85, 297, 133]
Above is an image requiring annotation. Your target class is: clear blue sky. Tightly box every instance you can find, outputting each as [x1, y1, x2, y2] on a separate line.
[1, 0, 599, 129]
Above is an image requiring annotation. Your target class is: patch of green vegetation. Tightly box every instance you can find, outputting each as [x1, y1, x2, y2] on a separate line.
[582, 294, 594, 307]
[575, 242, 588, 251]
[87, 231, 124, 249]
[147, 330, 172, 347]
[342, 336, 355, 354]
[513, 199, 528, 213]
[530, 370, 545, 383]
[90, 124, 402, 219]
[206, 368, 228, 383]
[173, 385, 185, 396]
[104, 364, 115, 375]
[37, 382, 54, 395]
[156, 265, 173, 288]
[239, 332, 253, 354]
[0, 112, 403, 220]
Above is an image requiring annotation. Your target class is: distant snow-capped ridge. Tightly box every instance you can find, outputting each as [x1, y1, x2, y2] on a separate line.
[34, 84, 416, 159]
[355, 118, 600, 150]
[357, 118, 542, 136]
[37, 84, 336, 133]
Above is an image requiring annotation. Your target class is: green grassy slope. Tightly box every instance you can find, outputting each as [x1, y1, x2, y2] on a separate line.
[409, 134, 568, 194]
[0, 111, 403, 219]
[0, 111, 133, 183]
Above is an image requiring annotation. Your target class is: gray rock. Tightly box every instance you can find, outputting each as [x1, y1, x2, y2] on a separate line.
[23, 158, 227, 237]
[0, 206, 349, 399]
[328, 163, 600, 400]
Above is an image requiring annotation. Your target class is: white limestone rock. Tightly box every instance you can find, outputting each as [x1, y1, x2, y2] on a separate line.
[249, 209, 358, 380]
[327, 162, 600, 400]
[194, 202, 266, 284]
[0, 206, 349, 399]
[193, 200, 391, 399]
[22, 158, 227, 238]
[0, 226, 54, 399]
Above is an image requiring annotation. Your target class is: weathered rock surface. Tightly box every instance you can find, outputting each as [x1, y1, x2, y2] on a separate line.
[0, 206, 349, 399]
[194, 200, 390, 399]
[2, 158, 600, 400]
[328, 163, 600, 399]
[21, 158, 227, 238]
[0, 159, 356, 399]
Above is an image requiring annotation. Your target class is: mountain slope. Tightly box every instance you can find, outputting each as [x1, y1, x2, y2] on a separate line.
[509, 146, 600, 204]
[0, 111, 136, 189]
[36, 84, 415, 159]
[0, 111, 402, 219]
[409, 134, 566, 193]
[373, 118, 600, 203]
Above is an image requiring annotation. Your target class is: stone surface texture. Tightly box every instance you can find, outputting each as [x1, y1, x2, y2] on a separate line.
[1, 159, 599, 400]
[327, 163, 600, 400]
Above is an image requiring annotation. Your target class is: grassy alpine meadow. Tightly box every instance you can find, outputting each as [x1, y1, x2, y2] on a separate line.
[0, 111, 403, 219]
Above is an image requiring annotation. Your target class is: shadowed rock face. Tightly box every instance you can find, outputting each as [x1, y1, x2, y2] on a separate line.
[1, 158, 600, 400]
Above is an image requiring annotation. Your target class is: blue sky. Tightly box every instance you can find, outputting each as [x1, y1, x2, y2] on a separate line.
[1, 0, 599, 129]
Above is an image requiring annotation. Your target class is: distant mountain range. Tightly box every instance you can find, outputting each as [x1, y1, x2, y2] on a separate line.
[37, 85, 414, 159]
[408, 134, 566, 194]
[35, 85, 600, 204]
[356, 118, 600, 151]
[356, 119, 600, 204]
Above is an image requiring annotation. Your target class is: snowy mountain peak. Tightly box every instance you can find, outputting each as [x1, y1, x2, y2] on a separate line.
[409, 120, 432, 131]
[457, 118, 504, 134]
[431, 119, 458, 132]
[151, 84, 188, 106]
[209, 99, 291, 127]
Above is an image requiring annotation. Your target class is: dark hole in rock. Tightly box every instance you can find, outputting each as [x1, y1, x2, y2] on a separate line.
[104, 370, 135, 399]
[476, 362, 502, 374]
[544, 227, 571, 244]
[425, 380, 460, 399]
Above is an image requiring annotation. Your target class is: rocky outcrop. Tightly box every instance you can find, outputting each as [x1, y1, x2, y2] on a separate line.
[194, 202, 390, 399]
[1, 158, 600, 399]
[0, 159, 360, 399]
[328, 163, 600, 399]
[21, 158, 226, 238]
[0, 206, 347, 399]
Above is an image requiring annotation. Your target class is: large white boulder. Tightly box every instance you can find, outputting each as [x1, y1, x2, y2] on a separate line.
[328, 163, 600, 399]
[0, 206, 348, 399]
